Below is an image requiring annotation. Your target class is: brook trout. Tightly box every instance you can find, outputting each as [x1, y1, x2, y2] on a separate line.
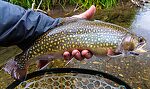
[3, 18, 146, 80]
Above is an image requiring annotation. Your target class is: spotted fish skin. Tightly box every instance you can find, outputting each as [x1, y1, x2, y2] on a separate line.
[15, 19, 132, 69]
[4, 19, 144, 80]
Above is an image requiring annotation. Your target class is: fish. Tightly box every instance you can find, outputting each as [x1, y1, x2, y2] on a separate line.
[3, 18, 146, 80]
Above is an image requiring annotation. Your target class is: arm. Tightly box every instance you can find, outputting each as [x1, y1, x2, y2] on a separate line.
[0, 1, 95, 61]
[0, 1, 60, 50]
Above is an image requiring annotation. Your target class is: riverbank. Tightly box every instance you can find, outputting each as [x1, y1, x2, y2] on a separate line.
[47, 1, 137, 28]
[0, 1, 143, 88]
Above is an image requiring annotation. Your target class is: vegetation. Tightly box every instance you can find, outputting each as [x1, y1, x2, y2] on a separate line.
[8, 0, 33, 9]
[94, 2, 137, 28]
[1, 0, 146, 89]
[8, 0, 119, 10]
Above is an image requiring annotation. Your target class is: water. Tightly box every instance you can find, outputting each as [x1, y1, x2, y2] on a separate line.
[131, 3, 150, 49]
[1, 3, 150, 88]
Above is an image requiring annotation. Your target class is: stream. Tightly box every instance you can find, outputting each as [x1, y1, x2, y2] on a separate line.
[0, 2, 150, 89]
[131, 3, 150, 50]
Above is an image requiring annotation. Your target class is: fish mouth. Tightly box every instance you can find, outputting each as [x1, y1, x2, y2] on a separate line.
[130, 42, 147, 55]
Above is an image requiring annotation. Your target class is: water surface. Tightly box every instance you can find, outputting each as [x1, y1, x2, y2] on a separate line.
[131, 3, 150, 49]
[0, 3, 150, 88]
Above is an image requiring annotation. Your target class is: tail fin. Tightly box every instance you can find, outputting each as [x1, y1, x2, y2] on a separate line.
[2, 58, 27, 81]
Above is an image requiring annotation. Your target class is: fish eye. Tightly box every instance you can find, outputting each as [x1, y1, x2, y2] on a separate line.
[138, 36, 145, 43]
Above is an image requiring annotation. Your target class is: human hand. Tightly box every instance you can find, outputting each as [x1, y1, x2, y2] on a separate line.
[63, 5, 96, 61]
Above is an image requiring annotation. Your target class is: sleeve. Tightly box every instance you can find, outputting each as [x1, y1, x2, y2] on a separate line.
[0, 1, 61, 50]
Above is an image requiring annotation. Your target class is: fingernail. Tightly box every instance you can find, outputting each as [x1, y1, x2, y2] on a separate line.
[76, 52, 84, 61]
[85, 52, 92, 59]
[63, 51, 71, 60]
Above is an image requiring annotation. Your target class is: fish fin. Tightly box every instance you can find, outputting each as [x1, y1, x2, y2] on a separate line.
[3, 58, 27, 81]
[134, 48, 147, 53]
[107, 53, 124, 58]
[94, 20, 103, 22]
[12, 68, 27, 81]
[37, 60, 50, 70]
[65, 57, 74, 66]
[36, 55, 54, 70]
[39, 62, 50, 70]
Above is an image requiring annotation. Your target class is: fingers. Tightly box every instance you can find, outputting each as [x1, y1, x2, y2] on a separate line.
[63, 50, 93, 61]
[72, 5, 96, 19]
[72, 50, 84, 61]
[63, 6, 95, 60]
[63, 51, 71, 60]
[81, 50, 93, 59]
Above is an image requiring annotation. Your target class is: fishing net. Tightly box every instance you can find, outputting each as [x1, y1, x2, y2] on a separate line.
[7, 68, 131, 89]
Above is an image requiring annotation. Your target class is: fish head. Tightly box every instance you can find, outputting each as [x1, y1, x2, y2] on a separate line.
[132, 35, 147, 53]
[3, 58, 27, 81]
[121, 34, 147, 56]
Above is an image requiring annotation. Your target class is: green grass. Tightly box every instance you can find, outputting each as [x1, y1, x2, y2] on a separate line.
[8, 0, 119, 10]
[94, 3, 137, 28]
[9, 0, 33, 9]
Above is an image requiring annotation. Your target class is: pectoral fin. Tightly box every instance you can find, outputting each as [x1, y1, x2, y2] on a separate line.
[36, 55, 54, 70]
[107, 49, 123, 58]
[134, 48, 147, 53]
[37, 60, 50, 70]
[65, 57, 74, 66]
[107, 53, 124, 58]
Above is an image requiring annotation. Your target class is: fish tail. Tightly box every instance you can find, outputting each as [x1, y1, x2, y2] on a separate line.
[3, 58, 16, 75]
[3, 53, 28, 80]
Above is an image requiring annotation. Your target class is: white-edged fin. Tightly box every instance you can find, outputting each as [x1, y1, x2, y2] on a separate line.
[107, 53, 124, 58]
[36, 54, 54, 70]
[39, 62, 50, 70]
[94, 20, 103, 22]
[134, 48, 147, 53]
[65, 58, 74, 66]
